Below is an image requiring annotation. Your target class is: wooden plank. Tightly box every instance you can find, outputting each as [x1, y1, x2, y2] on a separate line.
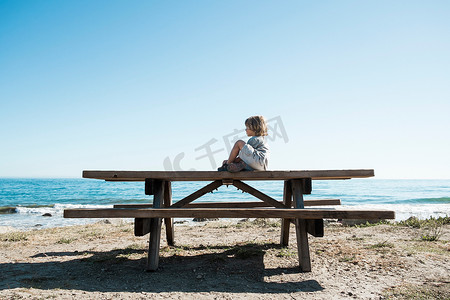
[295, 219, 311, 272]
[170, 180, 223, 208]
[134, 179, 156, 236]
[82, 169, 375, 181]
[303, 199, 341, 206]
[134, 178, 157, 236]
[147, 179, 164, 271]
[292, 179, 306, 209]
[64, 208, 396, 219]
[145, 179, 154, 195]
[301, 178, 312, 195]
[232, 180, 289, 208]
[134, 218, 151, 236]
[291, 179, 311, 272]
[113, 199, 341, 209]
[306, 219, 324, 237]
[280, 180, 292, 246]
[164, 181, 174, 246]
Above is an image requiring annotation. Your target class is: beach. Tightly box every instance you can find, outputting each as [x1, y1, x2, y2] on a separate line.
[1, 218, 449, 299]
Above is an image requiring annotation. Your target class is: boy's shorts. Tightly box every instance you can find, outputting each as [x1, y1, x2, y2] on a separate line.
[239, 144, 266, 171]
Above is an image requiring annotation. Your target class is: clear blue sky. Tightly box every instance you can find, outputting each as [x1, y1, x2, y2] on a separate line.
[1, 1, 449, 178]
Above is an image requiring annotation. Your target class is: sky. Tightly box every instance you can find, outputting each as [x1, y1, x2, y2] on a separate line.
[0, 0, 449, 179]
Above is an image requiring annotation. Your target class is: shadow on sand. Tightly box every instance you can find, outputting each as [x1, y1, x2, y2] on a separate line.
[1, 243, 323, 294]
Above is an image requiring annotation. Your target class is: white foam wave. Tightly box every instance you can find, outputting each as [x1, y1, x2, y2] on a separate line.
[341, 203, 450, 221]
[15, 204, 113, 216]
[4, 204, 117, 230]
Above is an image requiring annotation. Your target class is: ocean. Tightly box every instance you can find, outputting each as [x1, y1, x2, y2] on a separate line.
[0, 178, 449, 230]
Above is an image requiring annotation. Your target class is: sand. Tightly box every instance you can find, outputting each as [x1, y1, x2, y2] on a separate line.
[0, 219, 449, 299]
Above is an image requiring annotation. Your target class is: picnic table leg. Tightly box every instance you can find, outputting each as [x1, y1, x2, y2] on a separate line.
[147, 179, 165, 271]
[134, 179, 156, 236]
[164, 181, 174, 246]
[291, 179, 311, 272]
[280, 180, 292, 246]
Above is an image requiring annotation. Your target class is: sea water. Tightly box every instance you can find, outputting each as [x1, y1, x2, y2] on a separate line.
[0, 178, 449, 230]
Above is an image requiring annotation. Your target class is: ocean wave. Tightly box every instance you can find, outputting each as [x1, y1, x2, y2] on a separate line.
[0, 204, 58, 214]
[15, 203, 113, 216]
[403, 197, 450, 204]
[21, 204, 55, 208]
[342, 203, 450, 221]
[0, 203, 117, 230]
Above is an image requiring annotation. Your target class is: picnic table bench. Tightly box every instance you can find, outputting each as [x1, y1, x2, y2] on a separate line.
[64, 169, 395, 272]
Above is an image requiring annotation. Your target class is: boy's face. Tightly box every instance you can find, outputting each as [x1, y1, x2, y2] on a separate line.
[245, 127, 256, 136]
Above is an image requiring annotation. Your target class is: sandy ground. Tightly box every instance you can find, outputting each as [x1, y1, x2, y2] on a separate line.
[0, 219, 449, 299]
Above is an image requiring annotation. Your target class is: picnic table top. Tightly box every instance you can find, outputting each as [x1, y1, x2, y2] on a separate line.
[82, 169, 375, 181]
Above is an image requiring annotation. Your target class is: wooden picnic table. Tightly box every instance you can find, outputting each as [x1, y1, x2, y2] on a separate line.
[64, 169, 395, 272]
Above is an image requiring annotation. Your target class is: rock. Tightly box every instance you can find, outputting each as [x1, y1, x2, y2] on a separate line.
[323, 219, 338, 226]
[192, 218, 219, 222]
[174, 220, 187, 224]
[0, 207, 17, 214]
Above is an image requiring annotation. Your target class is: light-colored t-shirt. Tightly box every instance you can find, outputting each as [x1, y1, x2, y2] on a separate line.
[239, 136, 269, 170]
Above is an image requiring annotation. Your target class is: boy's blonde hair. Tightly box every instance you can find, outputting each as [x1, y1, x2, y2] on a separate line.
[245, 116, 268, 136]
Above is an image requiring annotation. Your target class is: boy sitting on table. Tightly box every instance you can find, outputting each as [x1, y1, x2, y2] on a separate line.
[218, 115, 269, 172]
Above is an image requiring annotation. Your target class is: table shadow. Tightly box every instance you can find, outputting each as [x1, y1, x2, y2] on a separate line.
[1, 243, 323, 294]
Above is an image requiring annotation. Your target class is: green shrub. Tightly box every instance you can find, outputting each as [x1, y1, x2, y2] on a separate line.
[56, 237, 75, 244]
[1, 232, 28, 242]
[397, 216, 447, 242]
[420, 224, 443, 242]
[277, 248, 296, 257]
[397, 216, 449, 229]
[398, 216, 422, 228]
[369, 240, 394, 249]
[251, 218, 281, 228]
